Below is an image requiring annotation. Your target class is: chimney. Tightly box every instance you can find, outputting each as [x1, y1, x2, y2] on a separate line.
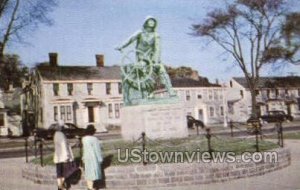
[96, 54, 104, 67]
[49, 53, 58, 67]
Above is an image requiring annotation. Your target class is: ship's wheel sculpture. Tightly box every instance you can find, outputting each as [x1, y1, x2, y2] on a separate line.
[121, 49, 157, 105]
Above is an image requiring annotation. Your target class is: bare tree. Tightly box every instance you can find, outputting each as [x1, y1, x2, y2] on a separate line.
[0, 0, 57, 64]
[192, 0, 299, 117]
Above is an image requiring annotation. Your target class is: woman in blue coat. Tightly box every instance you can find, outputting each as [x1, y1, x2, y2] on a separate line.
[82, 125, 103, 190]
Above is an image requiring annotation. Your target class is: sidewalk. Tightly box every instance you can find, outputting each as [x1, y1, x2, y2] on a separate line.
[0, 140, 299, 190]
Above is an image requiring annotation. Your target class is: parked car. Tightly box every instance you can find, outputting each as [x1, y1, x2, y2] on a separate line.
[187, 115, 205, 129]
[35, 123, 87, 140]
[260, 111, 293, 123]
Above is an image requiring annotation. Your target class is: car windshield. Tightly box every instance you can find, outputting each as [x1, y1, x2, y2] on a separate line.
[64, 124, 77, 129]
[48, 124, 58, 130]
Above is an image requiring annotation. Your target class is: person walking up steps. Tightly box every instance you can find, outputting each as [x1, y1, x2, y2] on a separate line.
[53, 120, 74, 190]
[82, 125, 103, 190]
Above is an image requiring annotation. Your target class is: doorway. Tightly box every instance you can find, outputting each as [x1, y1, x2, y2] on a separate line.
[198, 109, 203, 121]
[87, 106, 95, 123]
[287, 104, 292, 116]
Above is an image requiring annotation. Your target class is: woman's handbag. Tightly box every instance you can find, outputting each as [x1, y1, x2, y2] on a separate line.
[64, 161, 81, 184]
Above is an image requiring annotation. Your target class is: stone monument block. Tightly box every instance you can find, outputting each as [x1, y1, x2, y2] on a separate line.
[121, 103, 188, 140]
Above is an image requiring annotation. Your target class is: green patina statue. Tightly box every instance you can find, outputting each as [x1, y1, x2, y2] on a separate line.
[116, 16, 177, 106]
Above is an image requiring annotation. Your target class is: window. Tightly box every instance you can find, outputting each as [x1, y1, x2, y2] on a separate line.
[106, 83, 111, 95]
[230, 80, 233, 88]
[275, 89, 279, 97]
[60, 106, 65, 120]
[219, 90, 223, 99]
[115, 104, 120, 118]
[53, 83, 59, 96]
[209, 107, 214, 117]
[67, 106, 72, 120]
[220, 106, 224, 116]
[118, 82, 122, 94]
[54, 106, 58, 121]
[240, 90, 244, 98]
[214, 90, 218, 100]
[40, 108, 43, 122]
[228, 104, 234, 114]
[108, 104, 113, 118]
[197, 94, 202, 99]
[0, 113, 4, 126]
[87, 83, 93, 95]
[67, 83, 73, 96]
[255, 90, 259, 96]
[185, 90, 191, 101]
[208, 90, 213, 100]
[267, 89, 270, 98]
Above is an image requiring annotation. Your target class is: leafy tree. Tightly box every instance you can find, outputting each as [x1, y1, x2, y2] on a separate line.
[191, 0, 300, 117]
[0, 0, 57, 64]
[0, 54, 28, 90]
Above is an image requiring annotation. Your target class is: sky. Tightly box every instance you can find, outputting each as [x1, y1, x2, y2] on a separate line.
[7, 0, 300, 82]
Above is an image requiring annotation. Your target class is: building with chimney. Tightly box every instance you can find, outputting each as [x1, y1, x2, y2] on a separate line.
[227, 76, 300, 122]
[22, 53, 122, 132]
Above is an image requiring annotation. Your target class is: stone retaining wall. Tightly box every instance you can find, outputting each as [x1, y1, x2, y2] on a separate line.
[22, 148, 291, 190]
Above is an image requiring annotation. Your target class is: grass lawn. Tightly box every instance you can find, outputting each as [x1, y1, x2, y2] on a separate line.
[32, 136, 279, 166]
[0, 140, 53, 149]
[267, 131, 300, 140]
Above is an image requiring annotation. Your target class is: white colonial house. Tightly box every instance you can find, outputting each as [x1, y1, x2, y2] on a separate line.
[22, 53, 123, 132]
[0, 89, 8, 136]
[227, 76, 300, 122]
[171, 78, 227, 125]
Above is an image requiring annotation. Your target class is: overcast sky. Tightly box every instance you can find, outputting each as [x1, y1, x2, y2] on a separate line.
[7, 0, 300, 82]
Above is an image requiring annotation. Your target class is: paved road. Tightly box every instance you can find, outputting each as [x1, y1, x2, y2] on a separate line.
[1, 139, 299, 190]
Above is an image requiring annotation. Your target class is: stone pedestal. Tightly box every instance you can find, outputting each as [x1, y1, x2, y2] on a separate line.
[121, 103, 188, 140]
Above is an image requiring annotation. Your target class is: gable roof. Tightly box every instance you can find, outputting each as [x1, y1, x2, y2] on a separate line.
[35, 65, 220, 88]
[233, 76, 300, 89]
[36, 65, 121, 81]
[171, 78, 221, 88]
